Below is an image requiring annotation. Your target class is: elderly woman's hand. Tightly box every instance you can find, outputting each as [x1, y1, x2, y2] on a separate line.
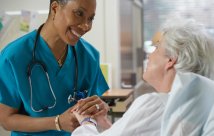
[72, 111, 90, 124]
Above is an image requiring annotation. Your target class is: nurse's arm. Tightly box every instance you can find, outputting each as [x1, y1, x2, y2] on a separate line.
[0, 103, 78, 132]
[0, 103, 56, 132]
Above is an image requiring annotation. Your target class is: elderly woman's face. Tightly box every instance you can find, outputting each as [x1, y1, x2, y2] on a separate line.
[53, 0, 96, 45]
[143, 32, 170, 90]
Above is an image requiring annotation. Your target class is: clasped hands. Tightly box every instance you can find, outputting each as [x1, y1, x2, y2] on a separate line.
[58, 95, 111, 132]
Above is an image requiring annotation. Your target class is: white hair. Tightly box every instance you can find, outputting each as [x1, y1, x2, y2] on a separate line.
[160, 17, 214, 80]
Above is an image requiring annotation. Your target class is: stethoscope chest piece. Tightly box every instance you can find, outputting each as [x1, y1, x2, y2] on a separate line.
[68, 90, 88, 104]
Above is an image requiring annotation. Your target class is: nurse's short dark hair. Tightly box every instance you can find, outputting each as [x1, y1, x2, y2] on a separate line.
[49, 0, 71, 15]
[50, 0, 70, 5]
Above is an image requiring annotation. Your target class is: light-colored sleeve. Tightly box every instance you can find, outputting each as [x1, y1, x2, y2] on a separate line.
[161, 72, 214, 136]
[72, 93, 168, 136]
[72, 125, 100, 136]
[202, 105, 214, 136]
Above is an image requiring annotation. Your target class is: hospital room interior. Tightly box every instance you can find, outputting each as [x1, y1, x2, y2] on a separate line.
[1, 0, 214, 135]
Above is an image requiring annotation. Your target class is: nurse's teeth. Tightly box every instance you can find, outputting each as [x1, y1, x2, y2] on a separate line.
[72, 30, 81, 38]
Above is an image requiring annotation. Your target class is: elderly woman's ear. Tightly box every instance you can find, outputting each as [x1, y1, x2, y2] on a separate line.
[165, 57, 176, 71]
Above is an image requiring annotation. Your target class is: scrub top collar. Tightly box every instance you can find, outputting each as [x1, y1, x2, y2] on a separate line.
[34, 30, 74, 77]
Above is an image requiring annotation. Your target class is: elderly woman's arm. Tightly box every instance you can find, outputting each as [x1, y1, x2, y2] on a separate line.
[72, 93, 168, 136]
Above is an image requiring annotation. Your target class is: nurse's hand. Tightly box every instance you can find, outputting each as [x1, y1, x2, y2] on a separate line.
[73, 95, 109, 117]
[58, 106, 80, 132]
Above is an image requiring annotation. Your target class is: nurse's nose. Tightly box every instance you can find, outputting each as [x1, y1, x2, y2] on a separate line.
[78, 23, 91, 32]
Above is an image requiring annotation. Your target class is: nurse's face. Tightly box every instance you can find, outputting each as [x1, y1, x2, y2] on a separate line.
[143, 32, 170, 90]
[52, 0, 96, 45]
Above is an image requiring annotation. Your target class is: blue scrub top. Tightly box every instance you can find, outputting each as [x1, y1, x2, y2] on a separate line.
[0, 30, 109, 136]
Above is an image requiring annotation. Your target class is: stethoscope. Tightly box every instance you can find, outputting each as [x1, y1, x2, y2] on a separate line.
[27, 24, 88, 112]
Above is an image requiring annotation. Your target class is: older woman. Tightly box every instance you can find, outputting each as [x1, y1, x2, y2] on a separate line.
[159, 18, 214, 136]
[71, 17, 214, 136]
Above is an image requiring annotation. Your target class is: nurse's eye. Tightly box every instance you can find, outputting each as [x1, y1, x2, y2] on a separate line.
[89, 16, 94, 22]
[73, 9, 84, 17]
[88, 16, 94, 22]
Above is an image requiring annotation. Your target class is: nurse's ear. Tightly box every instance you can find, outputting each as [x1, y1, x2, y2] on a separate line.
[50, 1, 60, 20]
[165, 57, 177, 71]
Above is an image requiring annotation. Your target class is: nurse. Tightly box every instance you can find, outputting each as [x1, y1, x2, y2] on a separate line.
[0, 0, 109, 135]
[70, 17, 214, 136]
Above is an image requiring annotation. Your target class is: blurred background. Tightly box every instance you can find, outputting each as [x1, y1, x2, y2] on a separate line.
[1, 0, 214, 135]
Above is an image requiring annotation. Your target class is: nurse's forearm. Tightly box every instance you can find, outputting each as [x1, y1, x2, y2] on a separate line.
[2, 114, 56, 132]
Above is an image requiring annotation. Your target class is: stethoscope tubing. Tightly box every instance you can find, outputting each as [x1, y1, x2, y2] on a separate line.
[28, 24, 80, 112]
